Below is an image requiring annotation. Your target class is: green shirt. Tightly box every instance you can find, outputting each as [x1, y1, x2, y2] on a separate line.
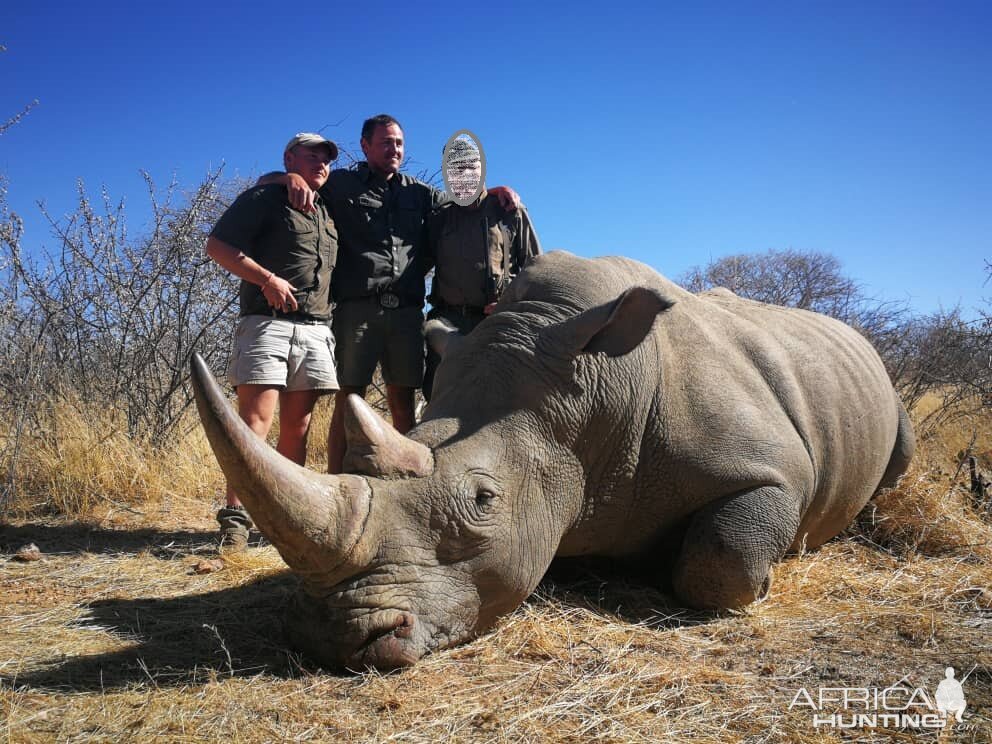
[428, 192, 542, 308]
[211, 184, 337, 320]
[320, 163, 444, 307]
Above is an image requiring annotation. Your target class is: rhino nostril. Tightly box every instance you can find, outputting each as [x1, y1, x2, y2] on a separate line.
[363, 611, 417, 646]
[392, 612, 415, 639]
[354, 612, 421, 670]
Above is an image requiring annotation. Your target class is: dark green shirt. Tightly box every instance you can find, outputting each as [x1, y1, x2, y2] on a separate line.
[211, 184, 337, 320]
[428, 192, 542, 308]
[320, 163, 444, 307]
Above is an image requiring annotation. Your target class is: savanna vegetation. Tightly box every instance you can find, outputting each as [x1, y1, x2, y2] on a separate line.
[1, 111, 990, 740]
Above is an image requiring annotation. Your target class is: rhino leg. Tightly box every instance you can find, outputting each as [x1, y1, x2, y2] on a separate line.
[672, 486, 802, 610]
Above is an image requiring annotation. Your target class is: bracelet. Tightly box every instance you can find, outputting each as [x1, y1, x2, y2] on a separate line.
[260, 272, 274, 291]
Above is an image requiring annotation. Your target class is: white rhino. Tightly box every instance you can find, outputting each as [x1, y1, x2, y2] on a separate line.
[192, 251, 914, 670]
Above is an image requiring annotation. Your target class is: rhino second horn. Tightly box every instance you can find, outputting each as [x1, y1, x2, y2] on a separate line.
[342, 394, 434, 478]
[190, 354, 371, 576]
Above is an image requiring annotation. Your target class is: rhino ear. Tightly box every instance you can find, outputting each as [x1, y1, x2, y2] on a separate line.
[424, 318, 464, 359]
[552, 286, 673, 358]
[342, 395, 434, 478]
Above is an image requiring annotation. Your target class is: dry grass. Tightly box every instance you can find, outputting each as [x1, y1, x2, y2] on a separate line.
[2, 401, 221, 519]
[1, 398, 990, 742]
[0, 394, 344, 520]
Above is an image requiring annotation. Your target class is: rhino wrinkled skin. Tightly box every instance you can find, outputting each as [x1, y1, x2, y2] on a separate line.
[192, 251, 914, 670]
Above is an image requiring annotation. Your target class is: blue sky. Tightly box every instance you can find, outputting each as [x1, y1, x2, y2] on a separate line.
[2, 1, 989, 317]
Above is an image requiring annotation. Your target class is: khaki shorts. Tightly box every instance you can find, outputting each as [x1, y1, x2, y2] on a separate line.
[228, 315, 339, 391]
[332, 298, 425, 388]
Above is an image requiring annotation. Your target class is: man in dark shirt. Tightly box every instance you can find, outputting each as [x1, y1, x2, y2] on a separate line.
[206, 132, 339, 549]
[269, 114, 518, 473]
[424, 135, 542, 401]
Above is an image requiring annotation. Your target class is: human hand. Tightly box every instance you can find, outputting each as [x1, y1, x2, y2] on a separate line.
[261, 274, 299, 312]
[490, 185, 520, 211]
[286, 172, 317, 213]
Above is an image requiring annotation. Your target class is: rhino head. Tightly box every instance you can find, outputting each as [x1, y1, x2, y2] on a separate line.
[192, 352, 562, 670]
[191, 265, 670, 670]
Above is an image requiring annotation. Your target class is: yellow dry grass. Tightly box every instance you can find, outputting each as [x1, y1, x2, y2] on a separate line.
[1, 398, 990, 742]
[2, 400, 221, 519]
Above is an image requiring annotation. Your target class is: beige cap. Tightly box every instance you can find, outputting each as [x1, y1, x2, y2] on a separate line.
[284, 132, 339, 161]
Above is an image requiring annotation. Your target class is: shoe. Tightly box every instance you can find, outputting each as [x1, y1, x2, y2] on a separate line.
[216, 506, 254, 552]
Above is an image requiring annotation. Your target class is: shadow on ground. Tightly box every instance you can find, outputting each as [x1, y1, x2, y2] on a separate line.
[538, 556, 717, 630]
[2, 531, 715, 693]
[2, 573, 312, 691]
[0, 522, 224, 558]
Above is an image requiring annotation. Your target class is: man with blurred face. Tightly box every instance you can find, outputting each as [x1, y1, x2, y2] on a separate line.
[423, 134, 541, 400]
[263, 114, 520, 473]
[205, 133, 340, 549]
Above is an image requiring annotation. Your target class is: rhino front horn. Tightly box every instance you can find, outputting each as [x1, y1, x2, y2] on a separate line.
[342, 394, 434, 478]
[190, 354, 371, 577]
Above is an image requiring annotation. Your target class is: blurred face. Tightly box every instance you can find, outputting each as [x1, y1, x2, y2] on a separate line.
[361, 123, 404, 177]
[285, 144, 333, 190]
[447, 159, 483, 203]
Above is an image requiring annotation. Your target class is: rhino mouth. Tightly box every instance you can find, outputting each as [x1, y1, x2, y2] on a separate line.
[351, 610, 421, 670]
[284, 584, 481, 672]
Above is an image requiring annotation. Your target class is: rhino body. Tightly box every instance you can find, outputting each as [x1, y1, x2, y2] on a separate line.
[192, 251, 914, 670]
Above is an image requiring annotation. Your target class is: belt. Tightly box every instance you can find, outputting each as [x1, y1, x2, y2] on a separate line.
[434, 301, 486, 316]
[250, 310, 328, 325]
[338, 292, 408, 309]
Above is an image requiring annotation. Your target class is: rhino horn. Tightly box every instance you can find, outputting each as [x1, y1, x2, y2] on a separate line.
[342, 394, 434, 478]
[191, 354, 371, 576]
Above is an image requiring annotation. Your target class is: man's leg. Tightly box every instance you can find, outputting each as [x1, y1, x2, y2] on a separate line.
[381, 305, 426, 433]
[218, 383, 279, 551]
[226, 384, 280, 507]
[276, 389, 325, 465]
[386, 384, 416, 434]
[330, 299, 381, 474]
[327, 385, 366, 474]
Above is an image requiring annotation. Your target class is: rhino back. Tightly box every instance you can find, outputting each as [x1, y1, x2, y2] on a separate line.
[513, 253, 903, 556]
[674, 290, 903, 547]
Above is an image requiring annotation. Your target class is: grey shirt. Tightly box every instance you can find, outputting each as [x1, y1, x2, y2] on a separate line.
[428, 192, 541, 308]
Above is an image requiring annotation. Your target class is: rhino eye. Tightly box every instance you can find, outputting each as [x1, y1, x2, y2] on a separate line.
[475, 489, 497, 512]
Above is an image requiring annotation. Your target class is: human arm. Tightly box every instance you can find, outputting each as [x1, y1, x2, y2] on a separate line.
[205, 236, 299, 312]
[484, 207, 540, 317]
[257, 171, 317, 213]
[516, 207, 542, 265]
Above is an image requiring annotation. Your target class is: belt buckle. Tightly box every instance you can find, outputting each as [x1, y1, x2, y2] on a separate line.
[379, 291, 400, 309]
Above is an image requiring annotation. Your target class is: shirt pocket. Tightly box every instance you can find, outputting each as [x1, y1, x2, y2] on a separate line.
[352, 194, 382, 224]
[393, 193, 425, 241]
[285, 211, 317, 235]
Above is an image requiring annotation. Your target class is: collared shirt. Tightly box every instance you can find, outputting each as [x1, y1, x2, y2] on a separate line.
[320, 162, 445, 307]
[428, 191, 542, 308]
[210, 184, 337, 320]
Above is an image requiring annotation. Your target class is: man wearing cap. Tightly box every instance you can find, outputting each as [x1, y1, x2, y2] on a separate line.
[205, 132, 339, 549]
[423, 135, 541, 401]
[263, 114, 519, 473]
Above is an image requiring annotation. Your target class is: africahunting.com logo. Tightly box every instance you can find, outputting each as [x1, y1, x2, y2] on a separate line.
[789, 666, 970, 730]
